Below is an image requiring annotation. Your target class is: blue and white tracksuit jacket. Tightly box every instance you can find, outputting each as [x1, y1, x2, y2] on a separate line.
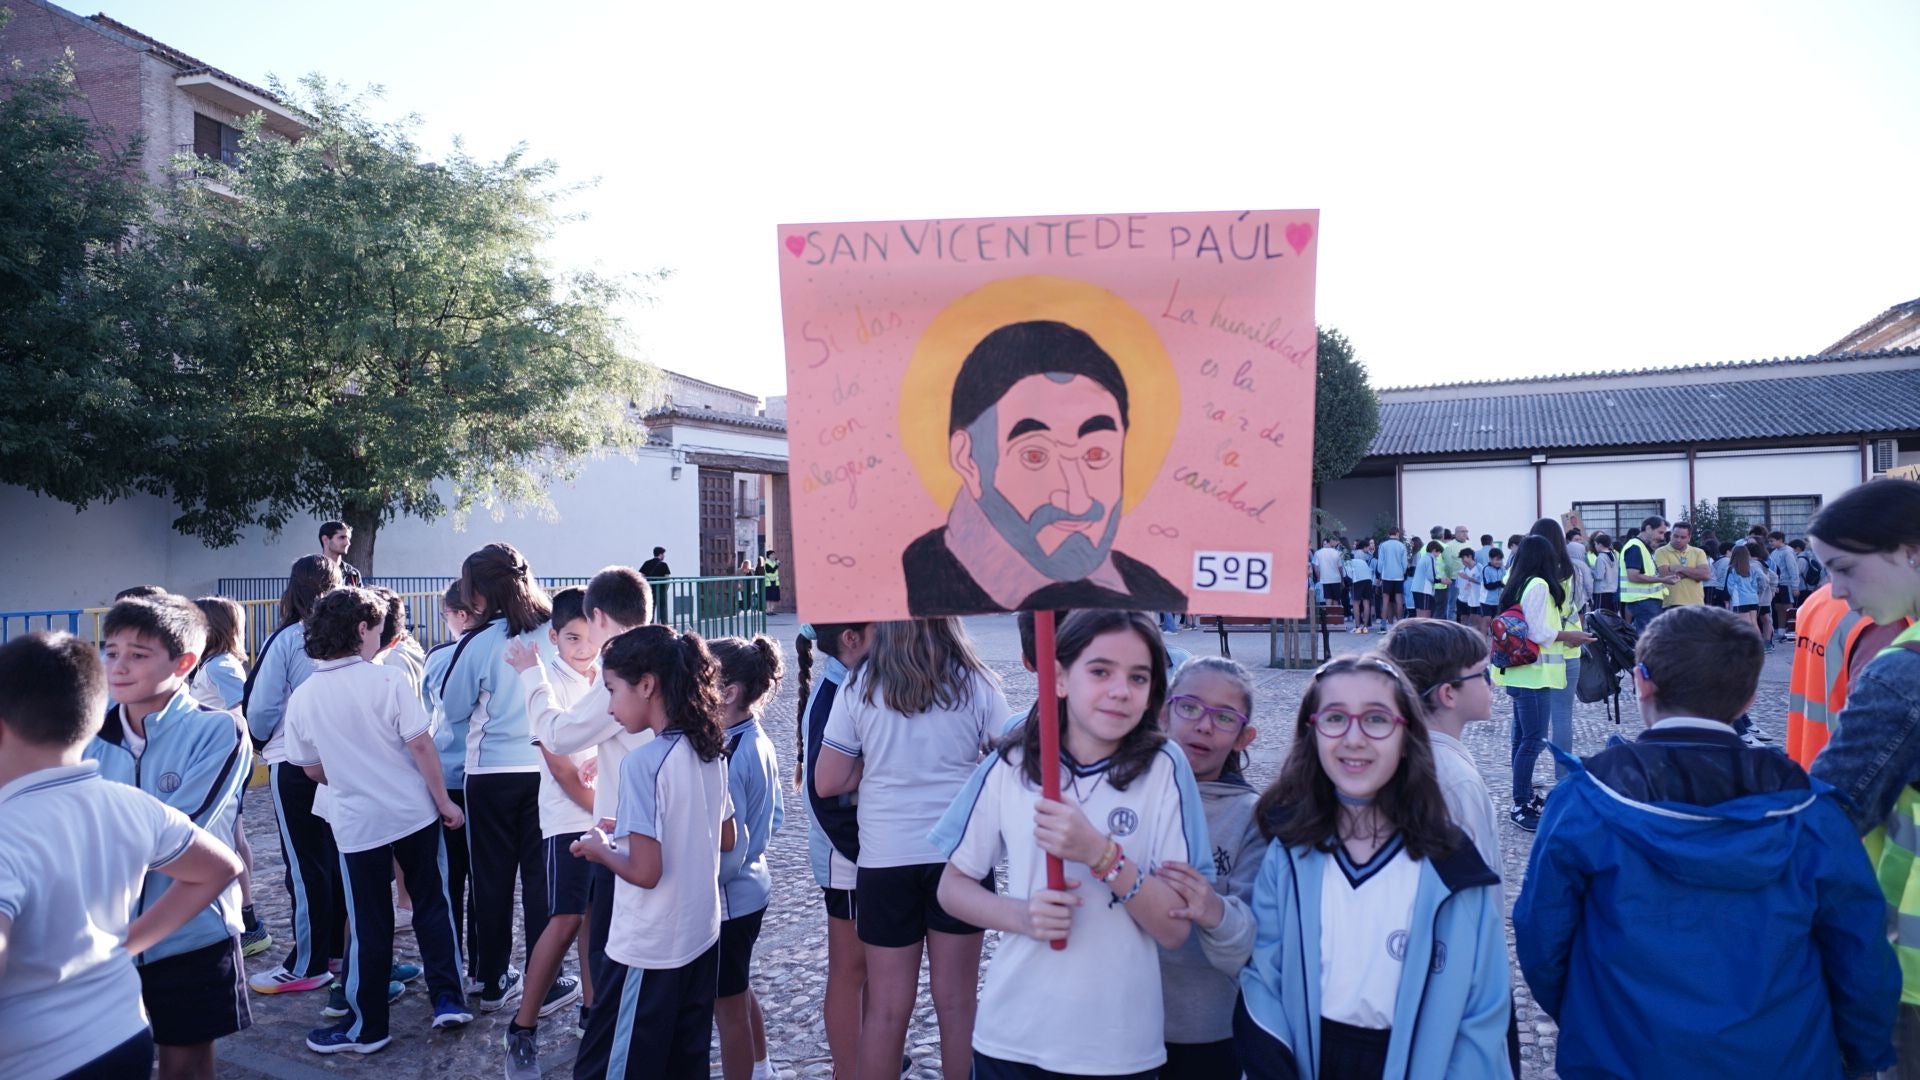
[1235, 829, 1511, 1079]
[84, 688, 252, 963]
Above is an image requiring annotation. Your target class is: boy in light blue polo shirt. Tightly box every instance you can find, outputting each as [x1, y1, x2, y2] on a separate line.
[86, 597, 254, 1079]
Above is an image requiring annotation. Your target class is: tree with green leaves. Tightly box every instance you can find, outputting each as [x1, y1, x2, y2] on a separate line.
[136, 78, 654, 575]
[1312, 326, 1380, 485]
[0, 18, 153, 508]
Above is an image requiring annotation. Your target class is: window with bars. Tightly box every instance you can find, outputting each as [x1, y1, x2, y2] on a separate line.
[1573, 500, 1666, 541]
[1719, 496, 1821, 540]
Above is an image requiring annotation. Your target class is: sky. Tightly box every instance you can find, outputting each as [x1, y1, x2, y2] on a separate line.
[62, 1, 1920, 395]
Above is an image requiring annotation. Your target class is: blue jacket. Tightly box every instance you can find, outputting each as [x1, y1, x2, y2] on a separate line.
[85, 688, 252, 963]
[1518, 737, 1897, 1078]
[421, 640, 466, 789]
[802, 655, 858, 887]
[1235, 830, 1510, 1080]
[439, 618, 556, 773]
[718, 717, 784, 919]
[243, 621, 314, 748]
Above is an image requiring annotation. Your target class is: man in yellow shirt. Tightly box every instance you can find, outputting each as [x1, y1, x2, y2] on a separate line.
[1656, 521, 1712, 607]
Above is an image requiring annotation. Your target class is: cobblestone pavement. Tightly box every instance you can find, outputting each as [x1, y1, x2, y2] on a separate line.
[221, 613, 1796, 1078]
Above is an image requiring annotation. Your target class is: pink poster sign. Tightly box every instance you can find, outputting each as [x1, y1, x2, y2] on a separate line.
[777, 209, 1319, 622]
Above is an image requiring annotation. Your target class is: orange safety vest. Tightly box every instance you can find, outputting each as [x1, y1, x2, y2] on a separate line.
[1786, 585, 1874, 768]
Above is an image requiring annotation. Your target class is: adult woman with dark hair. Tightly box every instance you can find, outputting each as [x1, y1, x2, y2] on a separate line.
[1236, 653, 1510, 1079]
[1497, 536, 1593, 831]
[1529, 518, 1594, 786]
[244, 554, 347, 996]
[439, 542, 561, 1012]
[1806, 480, 1920, 1042]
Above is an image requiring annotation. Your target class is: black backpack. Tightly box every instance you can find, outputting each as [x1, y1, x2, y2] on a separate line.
[1577, 609, 1639, 725]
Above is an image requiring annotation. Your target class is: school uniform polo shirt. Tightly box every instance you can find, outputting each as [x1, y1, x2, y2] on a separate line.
[283, 656, 439, 853]
[821, 668, 1007, 868]
[531, 657, 598, 838]
[527, 665, 653, 825]
[609, 731, 733, 969]
[939, 746, 1201, 1075]
[0, 763, 197, 1080]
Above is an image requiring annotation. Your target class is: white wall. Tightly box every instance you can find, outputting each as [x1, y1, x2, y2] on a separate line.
[1538, 454, 1689, 525]
[1401, 460, 1538, 541]
[0, 444, 718, 611]
[1693, 446, 1861, 505]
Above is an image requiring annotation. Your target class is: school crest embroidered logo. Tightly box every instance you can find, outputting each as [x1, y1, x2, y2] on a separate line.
[1213, 844, 1232, 877]
[1106, 807, 1139, 837]
[1386, 929, 1409, 962]
[158, 772, 183, 794]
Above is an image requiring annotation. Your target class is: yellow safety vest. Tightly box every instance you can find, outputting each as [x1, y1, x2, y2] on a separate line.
[1863, 622, 1920, 1002]
[764, 559, 781, 588]
[1618, 537, 1668, 604]
[1554, 576, 1579, 662]
[1493, 577, 1567, 691]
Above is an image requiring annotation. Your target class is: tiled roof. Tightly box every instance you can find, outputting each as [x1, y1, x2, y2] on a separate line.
[1826, 297, 1920, 355]
[1380, 345, 1905, 394]
[643, 406, 787, 435]
[1370, 351, 1920, 457]
[86, 13, 288, 107]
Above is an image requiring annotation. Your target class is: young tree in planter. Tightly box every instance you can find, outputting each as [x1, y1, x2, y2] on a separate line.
[139, 79, 655, 575]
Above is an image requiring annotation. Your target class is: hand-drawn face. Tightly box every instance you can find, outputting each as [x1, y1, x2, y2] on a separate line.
[950, 373, 1125, 581]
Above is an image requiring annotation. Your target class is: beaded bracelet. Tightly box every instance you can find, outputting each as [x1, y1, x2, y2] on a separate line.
[1089, 839, 1120, 880]
[1100, 851, 1129, 886]
[1114, 863, 1146, 905]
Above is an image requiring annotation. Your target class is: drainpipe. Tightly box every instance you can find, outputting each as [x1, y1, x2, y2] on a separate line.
[1531, 453, 1546, 519]
[1687, 447, 1697, 518]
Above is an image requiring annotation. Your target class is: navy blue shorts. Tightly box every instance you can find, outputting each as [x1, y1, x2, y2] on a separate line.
[543, 834, 591, 917]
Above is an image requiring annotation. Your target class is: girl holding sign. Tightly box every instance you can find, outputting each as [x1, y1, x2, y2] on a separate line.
[1235, 654, 1510, 1080]
[932, 610, 1209, 1079]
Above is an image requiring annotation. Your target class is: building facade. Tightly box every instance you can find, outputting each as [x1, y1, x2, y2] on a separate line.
[1321, 343, 1920, 545]
[2, 0, 309, 186]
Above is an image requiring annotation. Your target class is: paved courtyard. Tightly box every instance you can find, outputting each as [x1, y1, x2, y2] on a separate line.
[219, 612, 1796, 1079]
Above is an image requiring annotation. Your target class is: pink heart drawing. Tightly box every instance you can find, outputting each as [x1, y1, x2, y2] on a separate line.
[784, 235, 806, 257]
[1285, 221, 1313, 256]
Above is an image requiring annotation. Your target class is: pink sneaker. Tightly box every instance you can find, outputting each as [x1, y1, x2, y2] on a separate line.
[248, 965, 333, 994]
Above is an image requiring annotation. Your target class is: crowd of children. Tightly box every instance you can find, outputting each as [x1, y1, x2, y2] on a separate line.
[3, 481, 1915, 1078]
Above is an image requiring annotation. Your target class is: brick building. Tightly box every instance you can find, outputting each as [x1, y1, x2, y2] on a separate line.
[2, 0, 309, 186]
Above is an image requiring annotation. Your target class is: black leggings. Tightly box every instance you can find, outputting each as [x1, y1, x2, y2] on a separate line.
[269, 762, 343, 976]
[465, 772, 548, 984]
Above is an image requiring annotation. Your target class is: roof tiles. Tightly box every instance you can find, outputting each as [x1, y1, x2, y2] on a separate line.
[1370, 362, 1920, 457]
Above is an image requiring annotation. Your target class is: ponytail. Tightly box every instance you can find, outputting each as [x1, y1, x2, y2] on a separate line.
[709, 635, 786, 715]
[602, 626, 727, 761]
[793, 633, 815, 787]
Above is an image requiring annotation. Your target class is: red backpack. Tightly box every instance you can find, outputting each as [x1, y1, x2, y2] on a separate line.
[1489, 605, 1540, 670]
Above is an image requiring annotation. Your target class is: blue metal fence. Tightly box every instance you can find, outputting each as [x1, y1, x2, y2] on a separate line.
[0, 610, 83, 643]
[216, 576, 593, 601]
[4, 575, 764, 653]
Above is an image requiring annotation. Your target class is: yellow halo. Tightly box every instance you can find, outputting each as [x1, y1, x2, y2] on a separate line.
[900, 275, 1180, 514]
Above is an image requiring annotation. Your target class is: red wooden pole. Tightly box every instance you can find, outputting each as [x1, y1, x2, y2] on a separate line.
[1034, 609, 1068, 950]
